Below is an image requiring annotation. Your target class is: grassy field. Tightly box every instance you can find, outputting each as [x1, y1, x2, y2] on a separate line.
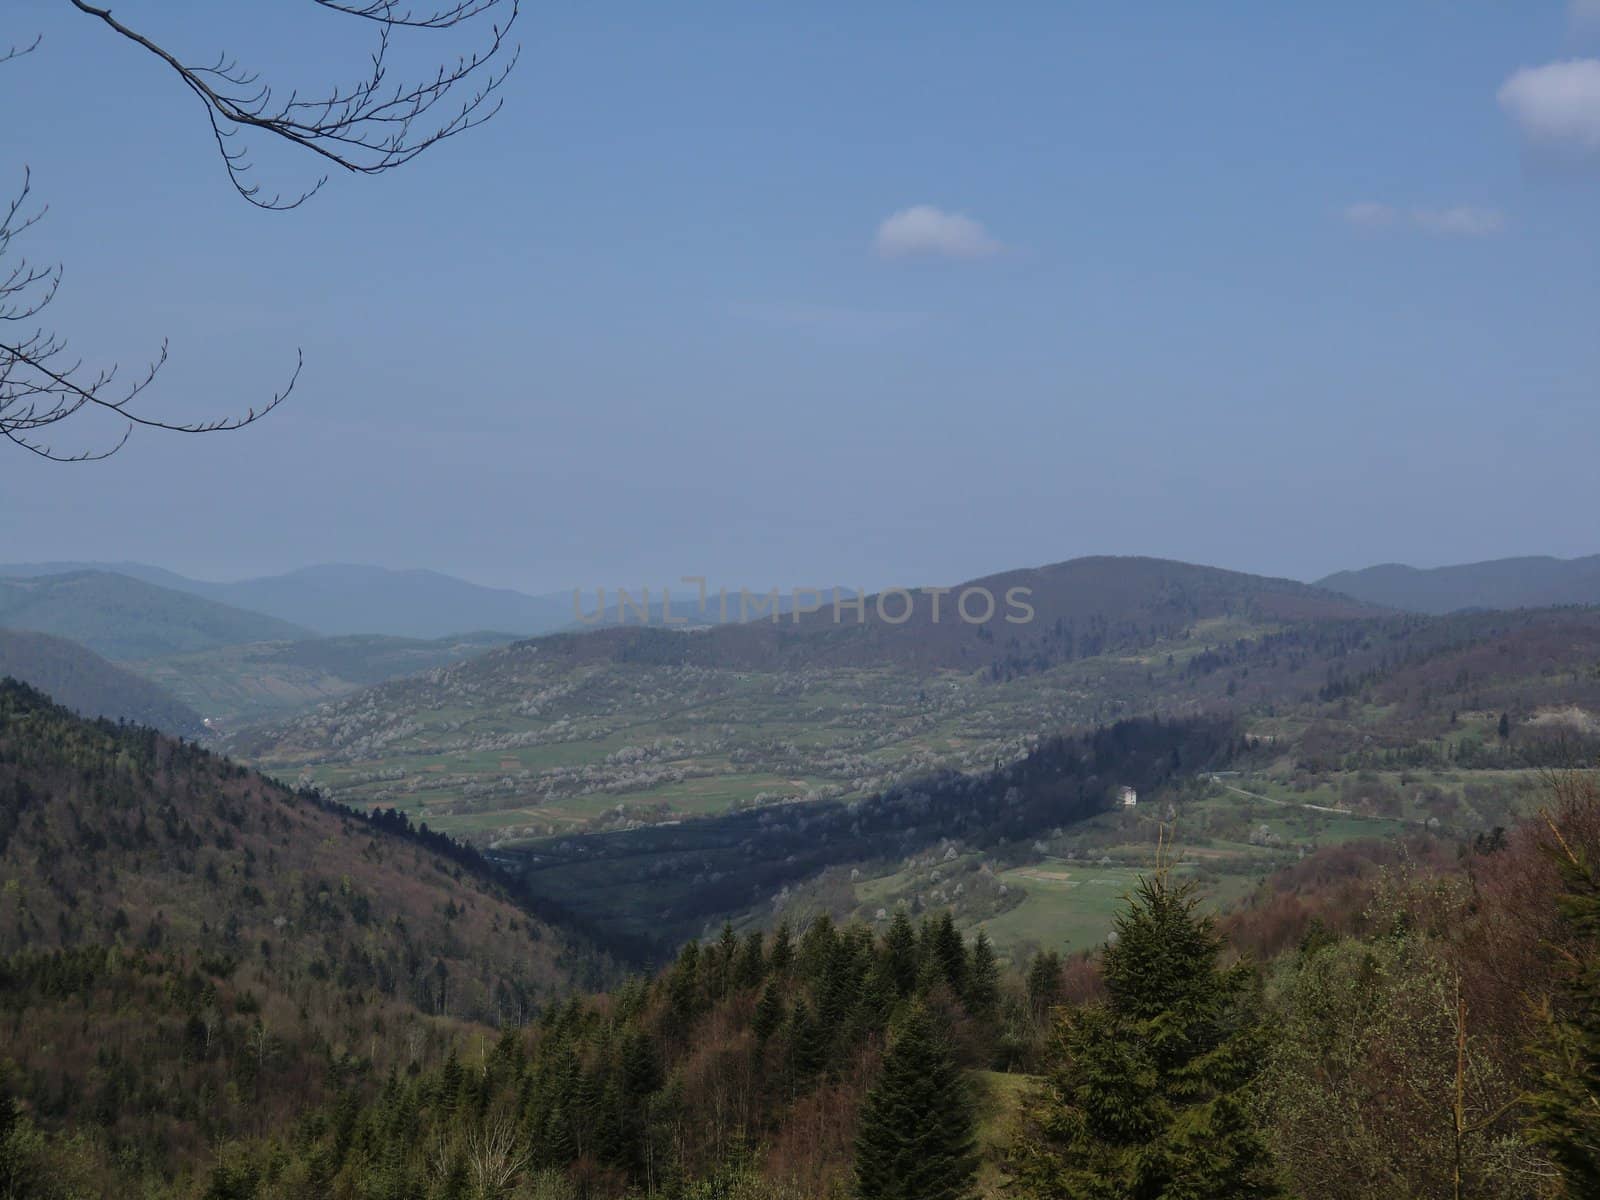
[978, 861, 1150, 957]
[972, 1070, 1036, 1198]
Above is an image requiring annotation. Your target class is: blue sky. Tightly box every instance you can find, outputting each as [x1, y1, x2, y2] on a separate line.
[4, 1, 1598, 593]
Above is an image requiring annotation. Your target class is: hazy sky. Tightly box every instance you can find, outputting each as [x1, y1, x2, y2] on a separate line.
[5, 1, 1598, 593]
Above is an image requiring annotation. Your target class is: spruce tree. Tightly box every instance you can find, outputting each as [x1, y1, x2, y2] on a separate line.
[1013, 872, 1281, 1199]
[930, 911, 969, 995]
[883, 910, 919, 997]
[768, 920, 794, 978]
[853, 1002, 978, 1200]
[1525, 836, 1600, 1193]
[966, 930, 999, 1022]
[752, 978, 785, 1045]
[735, 929, 766, 989]
[1026, 950, 1063, 1016]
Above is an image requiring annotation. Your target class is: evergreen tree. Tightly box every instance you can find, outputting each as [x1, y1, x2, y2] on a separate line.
[768, 920, 794, 978]
[853, 1003, 978, 1200]
[668, 940, 701, 1023]
[1013, 872, 1281, 1199]
[930, 911, 969, 995]
[883, 910, 919, 997]
[1525, 836, 1600, 1193]
[752, 978, 785, 1045]
[785, 997, 828, 1088]
[735, 929, 766, 989]
[1026, 950, 1063, 1015]
[966, 930, 999, 1021]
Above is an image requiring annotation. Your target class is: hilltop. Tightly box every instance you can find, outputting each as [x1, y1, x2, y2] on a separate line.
[0, 629, 203, 736]
[1318, 553, 1600, 614]
[0, 571, 309, 660]
[0, 561, 574, 639]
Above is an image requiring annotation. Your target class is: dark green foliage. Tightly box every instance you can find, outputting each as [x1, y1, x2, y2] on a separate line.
[853, 1003, 978, 1200]
[965, 930, 999, 1021]
[1525, 839, 1600, 1193]
[1014, 872, 1281, 1199]
[884, 910, 919, 997]
[1026, 950, 1063, 1015]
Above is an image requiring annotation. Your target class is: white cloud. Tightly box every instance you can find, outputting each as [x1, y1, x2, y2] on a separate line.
[1341, 203, 1505, 237]
[874, 206, 1002, 260]
[1409, 207, 1506, 236]
[1498, 59, 1600, 155]
[1342, 202, 1399, 229]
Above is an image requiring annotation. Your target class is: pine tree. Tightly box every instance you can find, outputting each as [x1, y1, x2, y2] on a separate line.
[1525, 833, 1600, 1193]
[966, 930, 999, 1022]
[752, 978, 785, 1045]
[768, 920, 794, 978]
[1026, 950, 1063, 1016]
[1013, 872, 1282, 1199]
[883, 910, 919, 997]
[929, 911, 969, 995]
[735, 929, 766, 989]
[785, 997, 828, 1088]
[853, 1003, 978, 1200]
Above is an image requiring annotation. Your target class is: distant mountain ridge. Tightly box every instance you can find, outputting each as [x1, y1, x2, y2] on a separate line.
[0, 629, 204, 735]
[1317, 554, 1600, 614]
[530, 555, 1383, 673]
[0, 570, 311, 660]
[0, 561, 573, 639]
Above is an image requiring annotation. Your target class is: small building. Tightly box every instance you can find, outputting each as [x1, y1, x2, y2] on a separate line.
[1118, 786, 1138, 808]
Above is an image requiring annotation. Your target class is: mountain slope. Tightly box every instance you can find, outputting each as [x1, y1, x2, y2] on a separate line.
[1317, 554, 1600, 614]
[0, 679, 608, 1186]
[130, 630, 515, 727]
[188, 564, 572, 638]
[0, 571, 311, 659]
[544, 555, 1383, 673]
[0, 678, 602, 999]
[0, 561, 573, 638]
[0, 630, 204, 735]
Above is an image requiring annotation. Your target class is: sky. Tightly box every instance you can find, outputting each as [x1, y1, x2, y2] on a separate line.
[3, 1, 1599, 594]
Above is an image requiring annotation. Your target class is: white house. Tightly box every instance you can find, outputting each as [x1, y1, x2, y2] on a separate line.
[1118, 786, 1138, 808]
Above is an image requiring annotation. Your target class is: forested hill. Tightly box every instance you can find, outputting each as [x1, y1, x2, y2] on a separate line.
[0, 680, 614, 1184]
[0, 630, 204, 736]
[540, 555, 1384, 673]
[0, 679, 606, 998]
[1318, 554, 1600, 614]
[0, 570, 310, 659]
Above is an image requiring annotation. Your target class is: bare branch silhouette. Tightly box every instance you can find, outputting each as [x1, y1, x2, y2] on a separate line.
[3, 2, 518, 460]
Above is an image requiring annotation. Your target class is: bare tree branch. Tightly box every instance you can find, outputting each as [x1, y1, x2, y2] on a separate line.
[67, 0, 519, 209]
[2, 2, 518, 460]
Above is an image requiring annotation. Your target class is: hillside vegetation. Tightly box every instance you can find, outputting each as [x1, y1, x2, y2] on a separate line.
[0, 572, 310, 660]
[0, 629, 203, 735]
[0, 680, 612, 1191]
[1319, 554, 1600, 614]
[130, 631, 516, 727]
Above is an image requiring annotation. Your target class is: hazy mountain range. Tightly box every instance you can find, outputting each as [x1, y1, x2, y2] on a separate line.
[0, 561, 574, 639]
[1316, 554, 1600, 614]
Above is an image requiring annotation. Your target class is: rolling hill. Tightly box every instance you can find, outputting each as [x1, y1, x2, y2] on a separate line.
[228, 556, 1388, 843]
[0, 561, 574, 638]
[0, 629, 204, 735]
[0, 571, 310, 659]
[129, 630, 517, 727]
[1317, 554, 1600, 614]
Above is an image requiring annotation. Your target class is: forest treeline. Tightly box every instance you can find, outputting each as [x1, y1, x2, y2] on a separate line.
[3, 768, 1598, 1197]
[513, 714, 1241, 955]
